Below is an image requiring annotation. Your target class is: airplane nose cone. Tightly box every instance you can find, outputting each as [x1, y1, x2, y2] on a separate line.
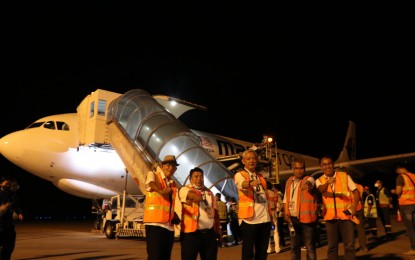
[0, 132, 24, 163]
[0, 135, 7, 155]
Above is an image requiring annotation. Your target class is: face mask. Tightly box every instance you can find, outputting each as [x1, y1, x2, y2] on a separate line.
[191, 184, 203, 190]
[374, 183, 379, 188]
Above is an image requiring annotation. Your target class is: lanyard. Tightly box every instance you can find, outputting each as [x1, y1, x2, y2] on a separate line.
[291, 179, 300, 200]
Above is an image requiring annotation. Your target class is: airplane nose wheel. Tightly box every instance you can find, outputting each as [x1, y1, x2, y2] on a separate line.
[105, 222, 116, 239]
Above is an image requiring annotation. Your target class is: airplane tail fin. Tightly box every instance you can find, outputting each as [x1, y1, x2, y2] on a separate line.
[336, 120, 356, 163]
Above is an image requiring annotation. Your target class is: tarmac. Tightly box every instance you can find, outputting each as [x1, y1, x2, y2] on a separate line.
[11, 212, 414, 260]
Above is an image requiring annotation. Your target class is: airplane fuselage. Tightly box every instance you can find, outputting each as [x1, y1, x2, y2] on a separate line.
[0, 112, 319, 199]
[1, 89, 413, 204]
[0, 113, 141, 199]
[0, 89, 323, 201]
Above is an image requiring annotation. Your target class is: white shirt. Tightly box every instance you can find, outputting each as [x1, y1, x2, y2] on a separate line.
[234, 169, 271, 224]
[179, 185, 215, 230]
[145, 166, 168, 191]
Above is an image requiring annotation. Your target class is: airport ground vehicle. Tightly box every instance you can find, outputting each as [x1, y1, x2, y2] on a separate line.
[97, 192, 181, 239]
[99, 193, 146, 239]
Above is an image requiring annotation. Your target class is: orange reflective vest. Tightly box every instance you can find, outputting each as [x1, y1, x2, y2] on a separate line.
[267, 189, 277, 219]
[398, 172, 415, 206]
[181, 185, 215, 232]
[285, 176, 318, 223]
[236, 171, 272, 219]
[355, 183, 364, 211]
[318, 171, 353, 221]
[143, 172, 177, 224]
[267, 189, 277, 211]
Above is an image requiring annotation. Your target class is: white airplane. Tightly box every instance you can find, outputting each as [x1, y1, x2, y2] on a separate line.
[0, 89, 414, 204]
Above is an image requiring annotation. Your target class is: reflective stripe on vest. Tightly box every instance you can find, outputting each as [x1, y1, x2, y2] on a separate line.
[181, 185, 215, 232]
[355, 183, 364, 211]
[143, 173, 176, 224]
[236, 171, 271, 219]
[285, 176, 318, 223]
[398, 172, 415, 205]
[318, 172, 353, 221]
[378, 188, 390, 207]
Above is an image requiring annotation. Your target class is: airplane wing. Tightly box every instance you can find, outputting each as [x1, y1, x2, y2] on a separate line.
[335, 152, 415, 179]
[278, 152, 415, 186]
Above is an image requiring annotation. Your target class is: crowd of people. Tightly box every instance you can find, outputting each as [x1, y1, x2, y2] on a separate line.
[141, 153, 415, 260]
[3, 152, 414, 260]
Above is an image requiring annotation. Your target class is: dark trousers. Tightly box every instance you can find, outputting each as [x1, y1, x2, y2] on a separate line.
[220, 222, 228, 244]
[240, 221, 271, 260]
[180, 228, 218, 260]
[290, 217, 316, 260]
[277, 217, 285, 246]
[230, 220, 241, 244]
[399, 204, 415, 250]
[0, 227, 16, 260]
[378, 206, 392, 234]
[325, 219, 355, 260]
[367, 218, 378, 237]
[145, 225, 174, 260]
[354, 209, 367, 249]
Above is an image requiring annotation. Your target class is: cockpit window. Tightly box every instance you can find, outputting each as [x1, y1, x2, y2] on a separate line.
[26, 122, 44, 129]
[56, 121, 70, 131]
[26, 121, 69, 130]
[43, 121, 56, 130]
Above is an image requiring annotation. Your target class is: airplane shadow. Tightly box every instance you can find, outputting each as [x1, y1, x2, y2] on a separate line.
[355, 230, 407, 259]
[356, 254, 405, 260]
[266, 224, 408, 259]
[310, 229, 408, 260]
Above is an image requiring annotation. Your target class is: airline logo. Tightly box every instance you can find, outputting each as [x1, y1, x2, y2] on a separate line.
[195, 132, 298, 171]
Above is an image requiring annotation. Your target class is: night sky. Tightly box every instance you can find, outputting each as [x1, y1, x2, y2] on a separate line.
[2, 12, 414, 220]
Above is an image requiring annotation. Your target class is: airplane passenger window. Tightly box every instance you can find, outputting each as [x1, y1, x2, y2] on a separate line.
[43, 121, 56, 130]
[56, 121, 70, 131]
